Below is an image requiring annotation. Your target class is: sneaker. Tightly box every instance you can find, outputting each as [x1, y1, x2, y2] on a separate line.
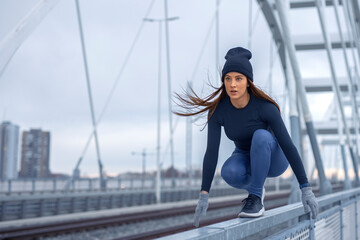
[238, 193, 265, 218]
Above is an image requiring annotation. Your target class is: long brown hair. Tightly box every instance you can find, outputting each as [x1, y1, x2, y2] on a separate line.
[174, 78, 281, 127]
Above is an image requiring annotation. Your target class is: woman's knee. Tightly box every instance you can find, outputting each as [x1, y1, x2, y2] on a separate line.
[251, 129, 274, 150]
[221, 164, 248, 186]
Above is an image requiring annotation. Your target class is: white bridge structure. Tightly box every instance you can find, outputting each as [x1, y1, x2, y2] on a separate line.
[0, 0, 360, 239]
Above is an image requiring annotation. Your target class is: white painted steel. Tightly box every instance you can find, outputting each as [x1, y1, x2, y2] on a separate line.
[158, 188, 360, 240]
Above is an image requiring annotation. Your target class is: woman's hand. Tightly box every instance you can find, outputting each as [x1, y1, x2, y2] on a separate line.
[301, 187, 319, 219]
[193, 192, 209, 227]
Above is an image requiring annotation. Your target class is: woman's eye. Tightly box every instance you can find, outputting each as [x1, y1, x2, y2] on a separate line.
[236, 78, 242, 81]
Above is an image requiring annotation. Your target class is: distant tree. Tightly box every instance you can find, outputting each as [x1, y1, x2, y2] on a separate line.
[163, 166, 180, 178]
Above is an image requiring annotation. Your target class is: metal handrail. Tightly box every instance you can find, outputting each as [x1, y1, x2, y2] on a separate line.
[157, 187, 360, 240]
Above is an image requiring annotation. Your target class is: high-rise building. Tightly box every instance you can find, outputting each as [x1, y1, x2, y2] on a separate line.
[20, 129, 51, 178]
[0, 121, 20, 180]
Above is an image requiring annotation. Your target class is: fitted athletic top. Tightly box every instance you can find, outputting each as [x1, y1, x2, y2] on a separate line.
[201, 91, 308, 192]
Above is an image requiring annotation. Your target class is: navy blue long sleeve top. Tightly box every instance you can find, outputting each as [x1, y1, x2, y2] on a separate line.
[201, 91, 308, 192]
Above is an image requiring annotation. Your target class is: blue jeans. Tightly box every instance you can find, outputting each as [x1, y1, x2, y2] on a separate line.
[221, 129, 289, 198]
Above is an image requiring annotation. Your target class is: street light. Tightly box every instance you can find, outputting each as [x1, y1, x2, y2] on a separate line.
[143, 16, 179, 203]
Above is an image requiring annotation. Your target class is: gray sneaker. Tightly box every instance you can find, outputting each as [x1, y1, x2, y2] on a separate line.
[238, 191, 265, 218]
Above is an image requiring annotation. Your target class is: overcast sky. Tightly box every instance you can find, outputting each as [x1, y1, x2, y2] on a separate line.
[0, 0, 355, 177]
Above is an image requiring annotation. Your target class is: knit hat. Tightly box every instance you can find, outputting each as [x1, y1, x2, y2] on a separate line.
[221, 47, 253, 82]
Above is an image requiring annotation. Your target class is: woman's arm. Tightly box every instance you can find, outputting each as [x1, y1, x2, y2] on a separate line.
[200, 113, 222, 192]
[260, 102, 309, 186]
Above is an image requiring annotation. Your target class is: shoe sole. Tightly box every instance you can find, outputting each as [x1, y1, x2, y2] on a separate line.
[238, 206, 265, 218]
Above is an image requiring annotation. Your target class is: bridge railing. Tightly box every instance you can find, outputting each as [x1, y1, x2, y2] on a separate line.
[0, 176, 288, 196]
[157, 187, 360, 240]
[0, 179, 293, 222]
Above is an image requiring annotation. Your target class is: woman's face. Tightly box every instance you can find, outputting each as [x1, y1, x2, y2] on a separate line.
[224, 72, 249, 101]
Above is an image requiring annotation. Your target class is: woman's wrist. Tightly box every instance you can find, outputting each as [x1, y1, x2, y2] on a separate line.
[299, 182, 311, 189]
[201, 190, 209, 194]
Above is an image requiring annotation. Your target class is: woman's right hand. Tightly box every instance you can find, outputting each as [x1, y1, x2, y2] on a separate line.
[193, 192, 209, 227]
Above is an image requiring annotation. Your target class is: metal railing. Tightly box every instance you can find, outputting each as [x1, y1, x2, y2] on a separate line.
[0, 178, 292, 222]
[157, 187, 360, 240]
[0, 186, 247, 221]
[0, 176, 288, 196]
[0, 177, 205, 195]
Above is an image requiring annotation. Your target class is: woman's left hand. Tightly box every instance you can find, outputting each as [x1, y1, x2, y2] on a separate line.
[301, 187, 319, 219]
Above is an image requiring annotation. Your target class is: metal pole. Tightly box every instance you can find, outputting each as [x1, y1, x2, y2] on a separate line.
[156, 20, 162, 203]
[342, 0, 360, 155]
[248, 0, 253, 50]
[287, 65, 302, 202]
[164, 0, 176, 187]
[215, 0, 220, 80]
[334, 0, 360, 129]
[343, 1, 360, 154]
[335, 96, 352, 189]
[75, 0, 105, 190]
[333, 0, 360, 186]
[275, 0, 332, 195]
[186, 82, 193, 183]
[348, 0, 360, 46]
[0, 0, 61, 79]
[315, 0, 360, 186]
[350, 69, 360, 157]
[343, 0, 360, 65]
[269, 40, 273, 94]
[282, 0, 302, 204]
[66, 1, 157, 188]
[144, 16, 178, 201]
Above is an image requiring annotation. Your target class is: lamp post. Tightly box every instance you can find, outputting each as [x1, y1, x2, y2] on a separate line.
[143, 16, 179, 203]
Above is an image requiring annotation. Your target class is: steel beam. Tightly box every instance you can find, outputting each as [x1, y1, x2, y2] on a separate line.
[275, 0, 332, 195]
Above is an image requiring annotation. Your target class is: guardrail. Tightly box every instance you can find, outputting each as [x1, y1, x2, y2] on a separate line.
[0, 176, 237, 196]
[0, 177, 203, 195]
[0, 185, 249, 221]
[157, 187, 360, 240]
[0, 180, 293, 222]
[0, 176, 289, 196]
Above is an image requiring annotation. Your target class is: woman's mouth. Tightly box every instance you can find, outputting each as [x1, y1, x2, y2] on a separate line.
[230, 90, 237, 94]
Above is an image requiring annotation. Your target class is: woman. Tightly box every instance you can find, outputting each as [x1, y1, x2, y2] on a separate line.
[174, 47, 318, 227]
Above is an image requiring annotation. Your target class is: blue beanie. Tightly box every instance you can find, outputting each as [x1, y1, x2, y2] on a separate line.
[221, 47, 253, 82]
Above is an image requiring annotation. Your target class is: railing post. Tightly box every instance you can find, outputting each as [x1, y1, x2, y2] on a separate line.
[32, 179, 35, 194]
[72, 178, 75, 191]
[7, 179, 11, 195]
[1, 201, 5, 221]
[275, 177, 280, 192]
[117, 177, 121, 190]
[56, 198, 60, 215]
[309, 218, 315, 240]
[53, 179, 56, 192]
[89, 179, 92, 191]
[21, 200, 26, 219]
[340, 200, 344, 240]
[40, 199, 45, 217]
[355, 195, 359, 240]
